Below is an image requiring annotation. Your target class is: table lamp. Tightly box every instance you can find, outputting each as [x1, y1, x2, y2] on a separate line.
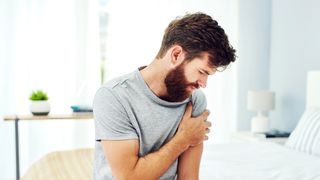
[247, 90, 275, 133]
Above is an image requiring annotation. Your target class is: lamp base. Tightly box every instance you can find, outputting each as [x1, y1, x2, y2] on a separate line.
[251, 116, 269, 133]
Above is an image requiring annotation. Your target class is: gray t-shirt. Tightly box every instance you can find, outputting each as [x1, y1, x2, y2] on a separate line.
[93, 69, 207, 180]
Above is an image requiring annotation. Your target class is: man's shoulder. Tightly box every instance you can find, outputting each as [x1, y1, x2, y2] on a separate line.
[190, 89, 207, 117]
[94, 70, 138, 102]
[191, 89, 206, 102]
[102, 70, 137, 90]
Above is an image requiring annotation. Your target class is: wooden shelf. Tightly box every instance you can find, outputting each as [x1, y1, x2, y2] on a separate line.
[3, 113, 93, 121]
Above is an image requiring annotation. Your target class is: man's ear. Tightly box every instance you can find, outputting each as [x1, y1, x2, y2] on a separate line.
[170, 45, 185, 67]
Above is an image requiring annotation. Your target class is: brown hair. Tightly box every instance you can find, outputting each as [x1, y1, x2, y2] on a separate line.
[156, 12, 236, 70]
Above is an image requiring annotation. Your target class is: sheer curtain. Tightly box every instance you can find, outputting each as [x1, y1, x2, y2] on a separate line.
[0, 0, 100, 178]
[103, 0, 239, 144]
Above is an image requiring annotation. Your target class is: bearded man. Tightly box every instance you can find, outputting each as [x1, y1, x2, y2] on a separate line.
[93, 12, 236, 180]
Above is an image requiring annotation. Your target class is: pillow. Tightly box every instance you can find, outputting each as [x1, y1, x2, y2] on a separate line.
[285, 108, 320, 156]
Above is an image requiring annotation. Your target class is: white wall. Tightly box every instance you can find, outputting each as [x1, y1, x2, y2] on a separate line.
[235, 0, 320, 132]
[269, 0, 320, 131]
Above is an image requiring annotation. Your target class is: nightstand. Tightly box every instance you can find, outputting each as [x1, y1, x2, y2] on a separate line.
[230, 131, 288, 145]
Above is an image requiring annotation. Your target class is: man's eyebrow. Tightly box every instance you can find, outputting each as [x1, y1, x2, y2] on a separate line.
[202, 69, 212, 75]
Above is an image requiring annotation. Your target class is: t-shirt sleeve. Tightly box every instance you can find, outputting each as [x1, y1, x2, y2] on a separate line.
[93, 87, 138, 141]
[191, 89, 207, 117]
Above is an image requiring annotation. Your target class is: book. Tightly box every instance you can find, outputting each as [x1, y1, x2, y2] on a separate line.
[70, 105, 93, 113]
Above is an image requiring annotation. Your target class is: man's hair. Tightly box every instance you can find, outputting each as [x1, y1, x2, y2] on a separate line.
[156, 12, 236, 71]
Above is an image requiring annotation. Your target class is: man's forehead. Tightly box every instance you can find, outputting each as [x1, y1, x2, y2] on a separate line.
[193, 56, 216, 75]
[204, 54, 219, 74]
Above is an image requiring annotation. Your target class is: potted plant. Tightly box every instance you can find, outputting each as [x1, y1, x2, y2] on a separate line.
[29, 90, 50, 115]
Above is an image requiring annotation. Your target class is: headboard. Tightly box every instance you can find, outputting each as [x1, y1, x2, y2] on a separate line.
[306, 71, 320, 109]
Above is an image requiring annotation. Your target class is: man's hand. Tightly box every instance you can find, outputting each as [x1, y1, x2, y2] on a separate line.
[176, 103, 210, 179]
[176, 102, 211, 147]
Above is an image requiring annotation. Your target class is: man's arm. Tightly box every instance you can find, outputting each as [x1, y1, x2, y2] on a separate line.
[102, 133, 188, 180]
[101, 103, 210, 180]
[177, 143, 203, 180]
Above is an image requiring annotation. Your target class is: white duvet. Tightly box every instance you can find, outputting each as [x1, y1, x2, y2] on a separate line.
[199, 142, 320, 180]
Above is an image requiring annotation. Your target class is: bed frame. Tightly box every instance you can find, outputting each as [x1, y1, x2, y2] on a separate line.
[306, 71, 320, 108]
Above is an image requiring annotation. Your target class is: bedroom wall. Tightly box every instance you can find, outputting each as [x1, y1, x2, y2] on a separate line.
[269, 0, 320, 131]
[236, 0, 271, 130]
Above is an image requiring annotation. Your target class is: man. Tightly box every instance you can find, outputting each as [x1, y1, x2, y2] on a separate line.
[93, 12, 236, 180]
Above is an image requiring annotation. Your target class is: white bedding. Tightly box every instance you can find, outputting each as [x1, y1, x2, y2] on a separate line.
[200, 142, 320, 180]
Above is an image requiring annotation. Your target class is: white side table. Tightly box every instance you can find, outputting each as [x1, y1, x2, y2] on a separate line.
[230, 131, 288, 145]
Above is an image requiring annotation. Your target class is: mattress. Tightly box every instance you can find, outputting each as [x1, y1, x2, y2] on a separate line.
[200, 142, 320, 180]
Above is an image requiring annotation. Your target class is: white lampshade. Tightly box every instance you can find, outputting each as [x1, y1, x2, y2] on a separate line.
[247, 91, 275, 112]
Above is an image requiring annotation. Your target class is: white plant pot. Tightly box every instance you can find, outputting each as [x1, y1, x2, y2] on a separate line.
[30, 100, 50, 115]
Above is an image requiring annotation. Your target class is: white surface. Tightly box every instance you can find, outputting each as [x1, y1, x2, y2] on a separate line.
[200, 142, 320, 180]
[307, 71, 320, 109]
[230, 132, 288, 145]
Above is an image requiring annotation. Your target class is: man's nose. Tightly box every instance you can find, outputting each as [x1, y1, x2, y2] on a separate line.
[197, 76, 208, 88]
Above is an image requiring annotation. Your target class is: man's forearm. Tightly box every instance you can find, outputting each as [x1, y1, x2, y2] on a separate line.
[130, 133, 189, 179]
[177, 143, 203, 180]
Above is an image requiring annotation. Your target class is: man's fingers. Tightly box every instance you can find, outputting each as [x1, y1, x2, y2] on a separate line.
[205, 128, 210, 134]
[204, 135, 209, 140]
[205, 121, 212, 128]
[195, 110, 210, 122]
[201, 110, 210, 119]
[183, 102, 193, 118]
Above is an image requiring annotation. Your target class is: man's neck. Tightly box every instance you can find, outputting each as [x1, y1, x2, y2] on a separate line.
[140, 59, 168, 97]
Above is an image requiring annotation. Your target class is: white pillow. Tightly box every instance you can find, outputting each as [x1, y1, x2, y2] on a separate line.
[285, 108, 320, 156]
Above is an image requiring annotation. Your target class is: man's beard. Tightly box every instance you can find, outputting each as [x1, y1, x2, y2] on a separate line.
[160, 63, 199, 102]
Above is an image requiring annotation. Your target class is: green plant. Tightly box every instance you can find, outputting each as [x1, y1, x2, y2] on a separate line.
[29, 90, 49, 101]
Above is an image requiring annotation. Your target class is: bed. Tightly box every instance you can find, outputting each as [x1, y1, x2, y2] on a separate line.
[22, 71, 320, 180]
[200, 71, 320, 179]
[200, 142, 320, 180]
